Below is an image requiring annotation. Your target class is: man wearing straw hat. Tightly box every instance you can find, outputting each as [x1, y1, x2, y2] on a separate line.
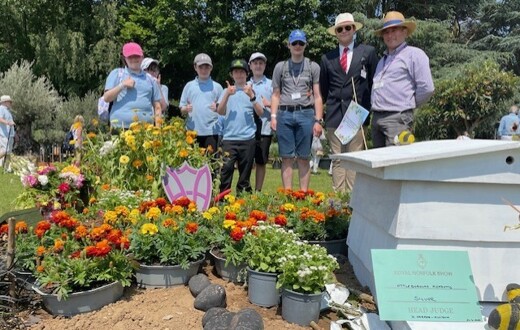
[0, 95, 15, 167]
[371, 11, 434, 148]
[320, 13, 378, 192]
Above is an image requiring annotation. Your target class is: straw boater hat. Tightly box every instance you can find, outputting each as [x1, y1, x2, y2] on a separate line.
[374, 11, 417, 36]
[327, 13, 363, 35]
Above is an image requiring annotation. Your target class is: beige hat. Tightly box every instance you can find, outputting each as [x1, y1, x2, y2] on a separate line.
[249, 52, 267, 64]
[193, 53, 213, 67]
[0, 95, 12, 103]
[327, 13, 363, 35]
[374, 11, 417, 36]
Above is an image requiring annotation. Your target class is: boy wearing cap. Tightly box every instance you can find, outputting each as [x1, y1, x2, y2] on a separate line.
[371, 11, 434, 147]
[141, 57, 169, 112]
[270, 29, 324, 192]
[0, 95, 15, 167]
[320, 13, 378, 193]
[179, 53, 223, 153]
[217, 59, 264, 194]
[248, 52, 273, 191]
[103, 42, 162, 129]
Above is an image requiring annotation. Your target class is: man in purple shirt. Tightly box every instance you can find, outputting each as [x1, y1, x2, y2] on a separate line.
[371, 11, 434, 147]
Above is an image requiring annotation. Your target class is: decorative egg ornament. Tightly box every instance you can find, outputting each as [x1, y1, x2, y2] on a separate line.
[394, 130, 415, 145]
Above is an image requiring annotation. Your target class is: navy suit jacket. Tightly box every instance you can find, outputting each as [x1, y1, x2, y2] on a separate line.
[320, 43, 378, 128]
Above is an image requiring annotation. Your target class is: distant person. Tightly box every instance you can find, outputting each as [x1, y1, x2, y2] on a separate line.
[270, 29, 324, 192]
[217, 59, 264, 194]
[70, 115, 84, 165]
[141, 57, 169, 113]
[498, 105, 519, 140]
[248, 52, 273, 191]
[179, 53, 224, 153]
[0, 95, 15, 167]
[320, 12, 378, 192]
[371, 11, 434, 147]
[103, 42, 162, 129]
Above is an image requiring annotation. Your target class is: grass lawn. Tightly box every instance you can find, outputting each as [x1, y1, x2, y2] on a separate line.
[0, 162, 333, 218]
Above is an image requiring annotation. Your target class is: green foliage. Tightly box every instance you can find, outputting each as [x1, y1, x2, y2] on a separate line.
[415, 60, 519, 140]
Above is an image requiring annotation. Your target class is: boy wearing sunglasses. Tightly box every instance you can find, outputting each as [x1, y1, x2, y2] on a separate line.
[320, 13, 378, 193]
[270, 29, 324, 192]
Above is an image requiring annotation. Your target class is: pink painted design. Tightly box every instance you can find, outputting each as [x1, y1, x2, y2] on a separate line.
[162, 161, 213, 211]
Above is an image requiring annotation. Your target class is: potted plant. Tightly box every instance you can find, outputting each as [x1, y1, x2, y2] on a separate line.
[242, 222, 300, 307]
[276, 242, 339, 326]
[23, 210, 133, 316]
[129, 196, 211, 288]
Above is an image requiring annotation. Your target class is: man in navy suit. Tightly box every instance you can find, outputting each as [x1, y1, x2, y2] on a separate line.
[320, 13, 378, 193]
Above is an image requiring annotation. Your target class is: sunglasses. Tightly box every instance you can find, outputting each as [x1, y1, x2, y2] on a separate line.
[336, 25, 354, 33]
[291, 41, 306, 47]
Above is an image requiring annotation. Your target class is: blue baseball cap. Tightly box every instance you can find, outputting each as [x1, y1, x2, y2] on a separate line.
[289, 29, 307, 44]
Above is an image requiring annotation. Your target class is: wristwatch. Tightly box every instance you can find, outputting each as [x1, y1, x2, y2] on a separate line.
[250, 95, 257, 102]
[315, 118, 324, 125]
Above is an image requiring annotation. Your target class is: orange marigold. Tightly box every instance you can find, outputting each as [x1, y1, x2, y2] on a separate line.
[53, 239, 64, 253]
[15, 221, 28, 234]
[36, 265, 45, 273]
[185, 222, 198, 234]
[36, 246, 46, 256]
[74, 225, 88, 240]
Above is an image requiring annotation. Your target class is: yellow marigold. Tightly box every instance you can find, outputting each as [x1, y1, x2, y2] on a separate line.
[162, 125, 174, 131]
[188, 202, 197, 212]
[82, 207, 89, 214]
[143, 141, 152, 149]
[202, 212, 212, 220]
[224, 195, 236, 203]
[208, 207, 220, 215]
[152, 129, 161, 136]
[199, 147, 206, 155]
[114, 206, 129, 217]
[179, 149, 189, 158]
[140, 223, 158, 235]
[36, 246, 46, 256]
[146, 207, 161, 220]
[223, 220, 236, 229]
[173, 121, 181, 128]
[128, 209, 140, 224]
[125, 135, 136, 146]
[103, 210, 118, 224]
[61, 165, 80, 175]
[132, 159, 143, 168]
[282, 203, 296, 212]
[171, 205, 184, 214]
[87, 132, 97, 139]
[119, 155, 130, 165]
[186, 135, 195, 144]
[53, 201, 61, 210]
[146, 155, 155, 162]
[152, 140, 162, 148]
[91, 118, 99, 126]
[186, 130, 197, 138]
[129, 122, 141, 131]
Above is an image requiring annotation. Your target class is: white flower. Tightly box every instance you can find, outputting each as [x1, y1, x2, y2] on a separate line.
[37, 175, 49, 186]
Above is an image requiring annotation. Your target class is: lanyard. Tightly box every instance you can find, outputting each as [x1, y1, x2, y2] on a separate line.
[379, 44, 407, 80]
[289, 60, 304, 86]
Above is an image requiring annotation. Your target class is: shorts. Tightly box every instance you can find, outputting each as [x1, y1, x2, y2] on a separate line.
[255, 135, 272, 165]
[276, 108, 314, 159]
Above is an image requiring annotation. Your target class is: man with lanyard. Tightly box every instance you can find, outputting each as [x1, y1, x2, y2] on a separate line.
[179, 53, 223, 153]
[371, 11, 434, 147]
[248, 52, 273, 191]
[320, 13, 378, 192]
[270, 29, 324, 191]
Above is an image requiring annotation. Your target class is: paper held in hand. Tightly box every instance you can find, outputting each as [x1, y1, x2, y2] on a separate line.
[334, 101, 369, 145]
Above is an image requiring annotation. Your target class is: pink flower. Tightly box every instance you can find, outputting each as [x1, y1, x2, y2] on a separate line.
[58, 182, 70, 194]
[22, 175, 38, 187]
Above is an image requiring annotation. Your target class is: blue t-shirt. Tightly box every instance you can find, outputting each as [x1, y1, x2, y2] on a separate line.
[218, 88, 257, 141]
[179, 77, 223, 136]
[250, 76, 273, 136]
[0, 105, 15, 138]
[104, 68, 161, 128]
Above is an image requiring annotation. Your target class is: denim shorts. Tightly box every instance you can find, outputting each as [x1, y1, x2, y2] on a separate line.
[276, 108, 314, 159]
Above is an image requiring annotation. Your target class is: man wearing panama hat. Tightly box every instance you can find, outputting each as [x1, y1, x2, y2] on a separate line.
[320, 13, 378, 192]
[371, 11, 434, 148]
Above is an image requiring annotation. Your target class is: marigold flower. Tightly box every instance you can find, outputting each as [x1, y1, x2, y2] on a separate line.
[230, 227, 245, 241]
[15, 221, 28, 234]
[179, 149, 189, 158]
[174, 196, 191, 207]
[85, 239, 112, 257]
[91, 118, 99, 126]
[224, 195, 236, 203]
[223, 219, 236, 229]
[36, 246, 46, 256]
[103, 210, 118, 224]
[0, 224, 8, 234]
[143, 141, 152, 149]
[115, 206, 130, 217]
[53, 239, 64, 253]
[202, 211, 212, 220]
[36, 265, 45, 273]
[74, 225, 88, 239]
[185, 222, 198, 234]
[249, 210, 267, 221]
[155, 198, 168, 209]
[34, 221, 51, 238]
[128, 209, 140, 224]
[87, 132, 97, 139]
[163, 218, 178, 229]
[146, 174, 154, 181]
[101, 184, 110, 191]
[280, 203, 296, 212]
[186, 135, 194, 144]
[140, 223, 158, 235]
[274, 214, 288, 226]
[146, 207, 161, 220]
[119, 155, 130, 165]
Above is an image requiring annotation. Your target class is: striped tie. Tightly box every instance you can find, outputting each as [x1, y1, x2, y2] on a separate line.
[340, 48, 348, 72]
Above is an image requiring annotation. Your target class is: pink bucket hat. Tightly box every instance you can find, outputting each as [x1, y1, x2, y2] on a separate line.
[122, 42, 144, 57]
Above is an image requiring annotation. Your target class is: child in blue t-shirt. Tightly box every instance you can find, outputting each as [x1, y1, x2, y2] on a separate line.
[216, 59, 264, 194]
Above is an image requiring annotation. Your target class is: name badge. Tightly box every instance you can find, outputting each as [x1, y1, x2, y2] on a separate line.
[373, 81, 384, 90]
[360, 68, 367, 79]
[291, 92, 301, 100]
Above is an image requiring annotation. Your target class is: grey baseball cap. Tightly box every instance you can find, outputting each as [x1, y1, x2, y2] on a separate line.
[193, 53, 213, 67]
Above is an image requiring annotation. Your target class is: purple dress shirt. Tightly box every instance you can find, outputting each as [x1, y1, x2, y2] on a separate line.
[371, 42, 434, 112]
